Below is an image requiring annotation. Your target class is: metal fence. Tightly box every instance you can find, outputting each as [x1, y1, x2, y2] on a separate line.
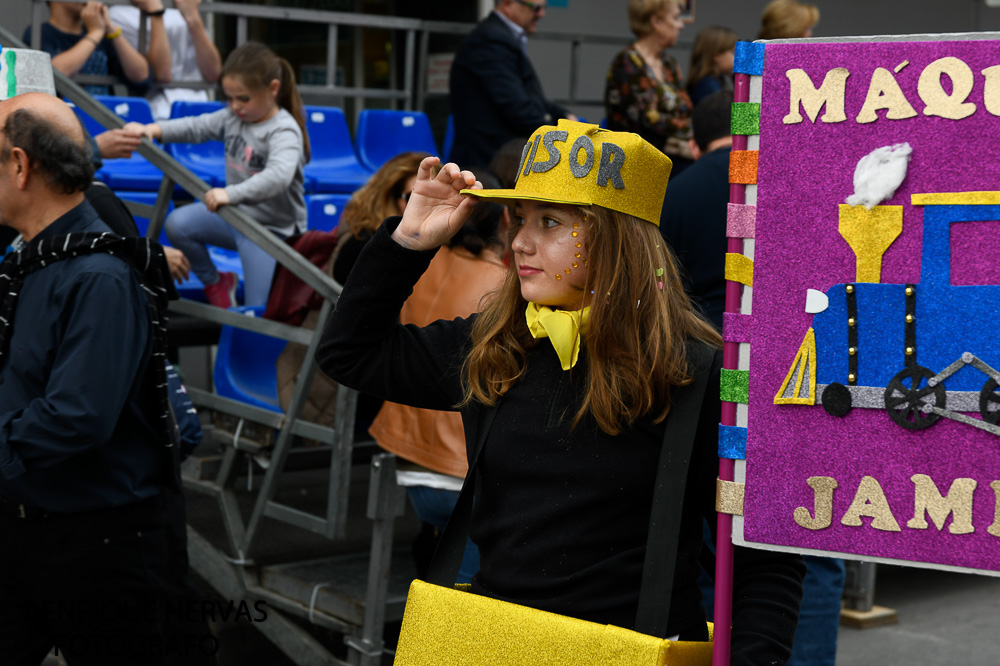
[29, 0, 661, 117]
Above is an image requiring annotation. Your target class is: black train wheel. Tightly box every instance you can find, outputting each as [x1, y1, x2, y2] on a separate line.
[980, 378, 1000, 426]
[883, 366, 945, 430]
[822, 383, 852, 417]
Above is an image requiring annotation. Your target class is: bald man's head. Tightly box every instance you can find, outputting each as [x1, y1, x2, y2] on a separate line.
[0, 93, 93, 195]
[3, 93, 87, 145]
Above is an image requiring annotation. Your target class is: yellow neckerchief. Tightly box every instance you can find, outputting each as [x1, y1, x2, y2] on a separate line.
[525, 302, 591, 371]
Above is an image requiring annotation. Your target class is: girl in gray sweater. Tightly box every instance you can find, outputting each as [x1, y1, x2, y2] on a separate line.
[127, 41, 310, 307]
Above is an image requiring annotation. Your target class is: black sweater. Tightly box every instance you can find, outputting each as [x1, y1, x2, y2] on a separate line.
[316, 219, 805, 664]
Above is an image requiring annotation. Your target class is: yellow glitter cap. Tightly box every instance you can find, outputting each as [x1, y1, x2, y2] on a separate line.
[462, 119, 672, 226]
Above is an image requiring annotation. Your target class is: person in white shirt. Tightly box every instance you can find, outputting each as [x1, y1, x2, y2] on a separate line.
[110, 0, 222, 120]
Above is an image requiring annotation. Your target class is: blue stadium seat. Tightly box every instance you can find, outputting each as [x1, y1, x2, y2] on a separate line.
[72, 96, 164, 191]
[115, 190, 174, 244]
[442, 114, 455, 163]
[213, 306, 284, 413]
[306, 194, 351, 232]
[354, 110, 439, 172]
[166, 101, 227, 188]
[303, 106, 373, 194]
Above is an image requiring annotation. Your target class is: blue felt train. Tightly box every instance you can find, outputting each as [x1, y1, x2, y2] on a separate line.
[775, 193, 1000, 436]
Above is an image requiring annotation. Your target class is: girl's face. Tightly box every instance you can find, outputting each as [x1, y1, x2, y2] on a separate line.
[511, 200, 589, 310]
[222, 75, 280, 124]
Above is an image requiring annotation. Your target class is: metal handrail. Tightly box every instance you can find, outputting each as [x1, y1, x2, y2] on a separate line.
[0, 24, 342, 307]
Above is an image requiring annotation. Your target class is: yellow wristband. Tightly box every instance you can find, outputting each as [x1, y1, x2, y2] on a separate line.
[106, 26, 122, 40]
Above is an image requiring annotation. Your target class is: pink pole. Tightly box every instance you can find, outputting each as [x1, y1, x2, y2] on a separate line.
[713, 71, 751, 666]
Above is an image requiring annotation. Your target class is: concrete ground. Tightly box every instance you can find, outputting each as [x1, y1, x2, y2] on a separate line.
[40, 548, 1000, 665]
[200, 559, 1000, 665]
[199, 557, 1000, 666]
[40, 457, 1000, 666]
[836, 564, 1000, 665]
[199, 550, 1000, 665]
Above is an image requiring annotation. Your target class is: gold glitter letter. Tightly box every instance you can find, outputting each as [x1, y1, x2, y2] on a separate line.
[841, 475, 901, 532]
[981, 66, 1000, 116]
[989, 481, 1000, 538]
[907, 474, 976, 535]
[794, 476, 839, 530]
[783, 68, 849, 124]
[918, 57, 976, 120]
[855, 68, 917, 124]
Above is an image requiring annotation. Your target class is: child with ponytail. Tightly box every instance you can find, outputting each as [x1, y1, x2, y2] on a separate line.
[126, 41, 310, 307]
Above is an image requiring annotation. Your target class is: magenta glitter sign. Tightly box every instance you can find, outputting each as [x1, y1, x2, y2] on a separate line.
[737, 36, 1000, 576]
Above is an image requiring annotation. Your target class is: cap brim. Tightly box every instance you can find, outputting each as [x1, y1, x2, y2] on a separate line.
[462, 188, 590, 208]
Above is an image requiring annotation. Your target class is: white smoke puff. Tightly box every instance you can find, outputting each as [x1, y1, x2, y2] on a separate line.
[845, 143, 912, 209]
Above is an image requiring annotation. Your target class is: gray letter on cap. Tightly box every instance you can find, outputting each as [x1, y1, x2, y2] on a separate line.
[521, 134, 542, 177]
[515, 141, 532, 185]
[532, 130, 569, 173]
[597, 142, 626, 189]
[568, 135, 594, 178]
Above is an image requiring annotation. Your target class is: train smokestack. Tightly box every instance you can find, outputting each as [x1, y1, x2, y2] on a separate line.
[839, 144, 910, 283]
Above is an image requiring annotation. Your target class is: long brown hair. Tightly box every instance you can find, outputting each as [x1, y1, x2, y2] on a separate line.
[221, 41, 311, 162]
[462, 204, 721, 435]
[688, 26, 738, 89]
[339, 151, 430, 239]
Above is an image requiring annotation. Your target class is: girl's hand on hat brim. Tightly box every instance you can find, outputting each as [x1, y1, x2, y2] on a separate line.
[392, 156, 480, 251]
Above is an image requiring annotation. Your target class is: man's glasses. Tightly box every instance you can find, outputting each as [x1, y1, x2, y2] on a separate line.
[514, 0, 546, 14]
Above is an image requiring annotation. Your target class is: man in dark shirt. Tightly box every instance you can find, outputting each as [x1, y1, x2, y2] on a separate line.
[0, 92, 174, 664]
[449, 0, 576, 167]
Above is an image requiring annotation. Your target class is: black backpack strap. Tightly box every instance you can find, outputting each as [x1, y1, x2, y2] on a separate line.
[633, 342, 715, 636]
[425, 404, 498, 586]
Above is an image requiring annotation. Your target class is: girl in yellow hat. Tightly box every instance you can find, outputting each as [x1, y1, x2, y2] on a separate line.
[317, 120, 803, 663]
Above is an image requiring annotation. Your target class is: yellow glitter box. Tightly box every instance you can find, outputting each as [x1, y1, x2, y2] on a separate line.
[394, 579, 713, 665]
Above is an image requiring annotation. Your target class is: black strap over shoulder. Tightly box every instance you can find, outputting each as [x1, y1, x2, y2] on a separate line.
[425, 405, 498, 585]
[633, 341, 715, 636]
[426, 342, 717, 640]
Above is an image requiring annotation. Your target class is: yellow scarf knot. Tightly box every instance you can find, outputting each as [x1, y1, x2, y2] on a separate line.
[525, 302, 590, 371]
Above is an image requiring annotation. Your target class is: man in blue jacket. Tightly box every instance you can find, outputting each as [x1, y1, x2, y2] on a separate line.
[0, 92, 179, 665]
[449, 0, 576, 167]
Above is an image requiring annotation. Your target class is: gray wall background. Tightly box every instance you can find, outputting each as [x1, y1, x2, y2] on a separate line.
[531, 0, 1000, 119]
